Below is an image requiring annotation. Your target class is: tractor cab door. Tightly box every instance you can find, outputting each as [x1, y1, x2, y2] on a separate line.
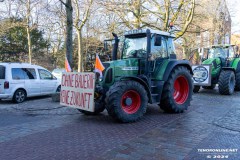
[149, 35, 168, 73]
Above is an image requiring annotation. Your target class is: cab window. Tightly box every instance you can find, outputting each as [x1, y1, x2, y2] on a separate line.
[151, 35, 168, 59]
[38, 69, 54, 80]
[228, 47, 235, 58]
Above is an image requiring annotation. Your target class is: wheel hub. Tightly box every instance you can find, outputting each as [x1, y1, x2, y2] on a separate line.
[121, 90, 141, 114]
[125, 98, 133, 106]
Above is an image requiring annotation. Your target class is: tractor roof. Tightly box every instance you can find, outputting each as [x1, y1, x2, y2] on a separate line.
[124, 29, 175, 38]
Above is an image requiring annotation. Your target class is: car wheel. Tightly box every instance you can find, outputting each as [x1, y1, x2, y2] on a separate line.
[13, 89, 26, 103]
[56, 85, 61, 92]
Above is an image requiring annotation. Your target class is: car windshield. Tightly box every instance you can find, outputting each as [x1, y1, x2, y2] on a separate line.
[122, 36, 147, 59]
[208, 48, 226, 59]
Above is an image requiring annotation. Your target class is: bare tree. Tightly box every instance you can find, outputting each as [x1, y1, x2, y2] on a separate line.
[59, 0, 73, 69]
[73, 0, 93, 72]
[26, 0, 32, 63]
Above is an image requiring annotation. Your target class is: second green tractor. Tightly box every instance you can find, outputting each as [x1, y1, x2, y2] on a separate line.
[193, 45, 240, 95]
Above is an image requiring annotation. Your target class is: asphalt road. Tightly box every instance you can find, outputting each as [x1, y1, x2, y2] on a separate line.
[0, 88, 240, 160]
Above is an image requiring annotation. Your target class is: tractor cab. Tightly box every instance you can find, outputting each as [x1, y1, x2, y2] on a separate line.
[207, 45, 236, 59]
[203, 45, 238, 67]
[122, 29, 176, 60]
[102, 29, 177, 79]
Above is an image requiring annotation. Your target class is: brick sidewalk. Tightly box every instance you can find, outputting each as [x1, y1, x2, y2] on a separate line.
[0, 90, 239, 160]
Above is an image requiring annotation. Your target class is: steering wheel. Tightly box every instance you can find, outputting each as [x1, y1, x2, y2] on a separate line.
[128, 49, 147, 58]
[128, 50, 137, 57]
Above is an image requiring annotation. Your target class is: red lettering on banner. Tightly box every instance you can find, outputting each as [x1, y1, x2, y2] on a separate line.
[86, 93, 93, 108]
[71, 74, 74, 87]
[75, 74, 79, 88]
[60, 90, 70, 105]
[81, 92, 85, 108]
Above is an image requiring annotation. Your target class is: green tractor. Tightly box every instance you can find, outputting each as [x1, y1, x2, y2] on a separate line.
[193, 45, 240, 94]
[79, 29, 193, 122]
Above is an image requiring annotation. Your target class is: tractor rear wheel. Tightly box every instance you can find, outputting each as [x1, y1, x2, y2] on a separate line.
[218, 70, 235, 95]
[202, 84, 216, 90]
[193, 86, 200, 93]
[235, 72, 240, 91]
[160, 66, 193, 113]
[78, 95, 105, 115]
[105, 81, 148, 123]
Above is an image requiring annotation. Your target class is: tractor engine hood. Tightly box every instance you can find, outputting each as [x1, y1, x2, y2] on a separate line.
[202, 58, 217, 65]
[100, 59, 140, 85]
[109, 59, 139, 77]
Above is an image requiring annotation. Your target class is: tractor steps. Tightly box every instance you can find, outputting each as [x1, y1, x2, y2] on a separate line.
[150, 80, 162, 103]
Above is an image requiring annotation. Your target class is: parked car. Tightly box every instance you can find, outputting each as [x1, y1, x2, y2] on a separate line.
[52, 68, 66, 80]
[0, 63, 61, 103]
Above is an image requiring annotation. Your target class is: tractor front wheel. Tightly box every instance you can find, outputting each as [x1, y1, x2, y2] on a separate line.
[78, 95, 105, 115]
[160, 66, 193, 113]
[105, 81, 148, 123]
[218, 70, 235, 95]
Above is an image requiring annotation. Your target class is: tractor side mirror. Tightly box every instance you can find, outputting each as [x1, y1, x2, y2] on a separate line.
[154, 35, 162, 46]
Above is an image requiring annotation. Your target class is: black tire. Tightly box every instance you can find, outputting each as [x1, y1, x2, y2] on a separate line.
[13, 89, 26, 103]
[202, 84, 216, 90]
[105, 81, 148, 123]
[235, 72, 240, 91]
[56, 85, 61, 92]
[193, 86, 200, 93]
[160, 66, 193, 113]
[218, 70, 235, 95]
[78, 95, 105, 115]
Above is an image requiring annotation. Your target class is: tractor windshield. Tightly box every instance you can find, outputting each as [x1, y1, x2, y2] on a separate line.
[208, 48, 226, 59]
[122, 36, 147, 59]
[224, 47, 235, 58]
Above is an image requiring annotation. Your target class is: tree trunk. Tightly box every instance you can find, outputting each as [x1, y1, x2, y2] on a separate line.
[26, 0, 32, 64]
[77, 29, 83, 72]
[65, 0, 73, 69]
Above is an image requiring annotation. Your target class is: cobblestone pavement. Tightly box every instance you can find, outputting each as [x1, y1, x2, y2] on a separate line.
[0, 88, 239, 160]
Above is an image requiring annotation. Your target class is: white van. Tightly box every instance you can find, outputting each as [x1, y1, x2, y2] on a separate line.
[0, 63, 61, 103]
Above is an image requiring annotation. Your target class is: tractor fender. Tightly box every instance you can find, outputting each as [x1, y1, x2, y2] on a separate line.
[120, 76, 152, 103]
[236, 61, 240, 72]
[162, 60, 193, 82]
[221, 67, 236, 73]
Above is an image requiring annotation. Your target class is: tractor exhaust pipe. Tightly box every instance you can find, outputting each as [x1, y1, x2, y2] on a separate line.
[112, 33, 119, 61]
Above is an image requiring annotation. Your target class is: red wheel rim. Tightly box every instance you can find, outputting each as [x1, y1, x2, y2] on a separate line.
[121, 90, 141, 114]
[173, 76, 189, 104]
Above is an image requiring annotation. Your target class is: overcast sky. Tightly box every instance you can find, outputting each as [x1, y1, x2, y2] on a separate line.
[226, 0, 240, 33]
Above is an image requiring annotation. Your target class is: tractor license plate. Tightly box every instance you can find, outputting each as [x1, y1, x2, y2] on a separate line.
[192, 65, 212, 86]
[60, 72, 96, 112]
